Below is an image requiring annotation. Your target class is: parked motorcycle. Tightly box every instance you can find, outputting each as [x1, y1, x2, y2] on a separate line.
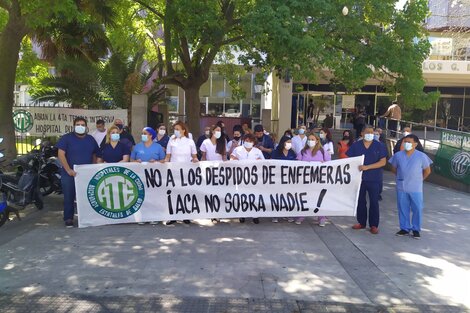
[37, 141, 62, 196]
[0, 137, 44, 227]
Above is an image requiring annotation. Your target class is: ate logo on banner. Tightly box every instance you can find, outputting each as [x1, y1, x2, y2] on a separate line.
[13, 110, 34, 133]
[450, 152, 470, 178]
[87, 167, 145, 219]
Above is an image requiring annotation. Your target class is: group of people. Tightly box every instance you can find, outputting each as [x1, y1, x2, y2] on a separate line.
[57, 116, 432, 240]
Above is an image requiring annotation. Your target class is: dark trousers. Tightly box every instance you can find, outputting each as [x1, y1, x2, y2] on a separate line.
[61, 174, 76, 221]
[388, 120, 398, 137]
[357, 181, 380, 228]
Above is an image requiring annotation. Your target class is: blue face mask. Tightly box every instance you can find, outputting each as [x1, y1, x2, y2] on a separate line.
[374, 134, 380, 141]
[141, 134, 148, 142]
[111, 133, 120, 142]
[364, 134, 374, 142]
[298, 129, 305, 135]
[404, 142, 413, 151]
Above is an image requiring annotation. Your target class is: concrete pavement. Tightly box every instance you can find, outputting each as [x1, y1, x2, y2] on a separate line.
[0, 172, 469, 312]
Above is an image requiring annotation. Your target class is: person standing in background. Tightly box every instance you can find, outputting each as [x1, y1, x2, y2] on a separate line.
[196, 126, 211, 159]
[381, 100, 402, 138]
[393, 127, 424, 154]
[291, 125, 307, 154]
[319, 127, 334, 157]
[154, 123, 170, 151]
[91, 119, 106, 146]
[227, 125, 243, 158]
[254, 124, 274, 159]
[337, 130, 354, 159]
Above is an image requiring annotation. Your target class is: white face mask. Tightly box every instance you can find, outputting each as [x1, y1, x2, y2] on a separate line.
[158, 129, 166, 136]
[214, 131, 222, 139]
[75, 125, 86, 135]
[403, 131, 410, 137]
[244, 142, 254, 149]
[364, 134, 374, 142]
[404, 142, 413, 151]
[319, 133, 325, 139]
[141, 134, 148, 142]
[205, 130, 210, 136]
[174, 130, 182, 138]
[307, 140, 316, 147]
[285, 142, 292, 150]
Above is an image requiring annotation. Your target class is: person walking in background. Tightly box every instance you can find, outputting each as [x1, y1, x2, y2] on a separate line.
[131, 127, 165, 163]
[57, 117, 100, 228]
[230, 133, 264, 224]
[91, 119, 107, 146]
[381, 100, 402, 138]
[254, 124, 274, 159]
[346, 125, 388, 234]
[97, 126, 130, 163]
[291, 125, 307, 154]
[319, 127, 334, 157]
[271, 135, 297, 223]
[227, 125, 243, 157]
[337, 130, 354, 159]
[353, 110, 366, 139]
[374, 127, 386, 144]
[296, 133, 331, 226]
[389, 134, 432, 239]
[154, 123, 170, 151]
[165, 121, 198, 225]
[323, 114, 334, 129]
[393, 127, 424, 154]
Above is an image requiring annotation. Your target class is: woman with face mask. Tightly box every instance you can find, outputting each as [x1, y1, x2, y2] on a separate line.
[337, 130, 354, 159]
[227, 125, 243, 158]
[200, 125, 227, 161]
[97, 126, 131, 163]
[270, 135, 297, 223]
[131, 127, 166, 163]
[230, 133, 265, 224]
[296, 133, 331, 226]
[319, 128, 334, 157]
[154, 123, 170, 151]
[165, 121, 198, 225]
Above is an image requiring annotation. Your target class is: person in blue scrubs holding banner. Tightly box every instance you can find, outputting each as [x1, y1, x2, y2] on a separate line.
[388, 134, 432, 239]
[97, 126, 131, 163]
[346, 125, 388, 234]
[131, 127, 166, 163]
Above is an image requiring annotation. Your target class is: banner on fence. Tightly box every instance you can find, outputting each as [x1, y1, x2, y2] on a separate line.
[13, 107, 127, 136]
[75, 157, 364, 228]
[434, 130, 470, 185]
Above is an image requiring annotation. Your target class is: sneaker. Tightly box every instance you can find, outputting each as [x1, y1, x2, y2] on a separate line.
[211, 218, 219, 224]
[370, 226, 379, 234]
[253, 218, 260, 224]
[65, 219, 74, 228]
[352, 223, 366, 230]
[412, 231, 421, 239]
[318, 217, 326, 227]
[239, 218, 245, 223]
[295, 217, 304, 225]
[395, 230, 409, 236]
[150, 221, 159, 225]
[378, 195, 383, 201]
[166, 220, 176, 225]
[271, 218, 279, 223]
[138, 222, 146, 225]
[287, 218, 295, 223]
[183, 220, 191, 224]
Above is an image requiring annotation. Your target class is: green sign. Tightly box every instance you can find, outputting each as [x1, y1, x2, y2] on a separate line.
[434, 130, 470, 185]
[13, 109, 34, 133]
[87, 166, 145, 219]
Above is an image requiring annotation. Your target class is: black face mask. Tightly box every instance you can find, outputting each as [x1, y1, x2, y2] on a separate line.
[233, 136, 241, 141]
[343, 136, 350, 140]
[116, 124, 124, 130]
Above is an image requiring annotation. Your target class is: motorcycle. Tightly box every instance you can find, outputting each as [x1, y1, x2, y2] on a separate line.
[0, 138, 44, 227]
[37, 141, 62, 196]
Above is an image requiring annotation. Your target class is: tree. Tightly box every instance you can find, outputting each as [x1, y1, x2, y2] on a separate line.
[115, 0, 433, 136]
[0, 0, 115, 160]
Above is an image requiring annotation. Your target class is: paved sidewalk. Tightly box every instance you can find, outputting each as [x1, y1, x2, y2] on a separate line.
[0, 172, 469, 312]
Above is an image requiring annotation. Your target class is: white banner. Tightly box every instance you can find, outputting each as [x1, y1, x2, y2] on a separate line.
[13, 107, 128, 136]
[75, 157, 364, 228]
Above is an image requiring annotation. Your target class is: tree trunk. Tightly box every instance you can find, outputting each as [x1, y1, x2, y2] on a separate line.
[0, 16, 26, 161]
[184, 86, 201, 139]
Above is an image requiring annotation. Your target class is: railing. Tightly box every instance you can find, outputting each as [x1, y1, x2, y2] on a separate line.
[378, 117, 470, 155]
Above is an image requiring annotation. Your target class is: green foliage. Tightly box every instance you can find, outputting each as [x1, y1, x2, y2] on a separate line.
[15, 37, 50, 90]
[0, 7, 7, 31]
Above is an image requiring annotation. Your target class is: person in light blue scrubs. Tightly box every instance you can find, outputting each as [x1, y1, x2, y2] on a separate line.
[131, 127, 165, 163]
[389, 134, 432, 239]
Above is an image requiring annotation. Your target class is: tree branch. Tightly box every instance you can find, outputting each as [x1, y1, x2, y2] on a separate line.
[0, 0, 11, 11]
[133, 0, 164, 20]
[178, 36, 193, 75]
[220, 35, 244, 46]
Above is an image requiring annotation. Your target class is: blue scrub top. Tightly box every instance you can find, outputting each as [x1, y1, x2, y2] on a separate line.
[99, 142, 131, 163]
[389, 150, 433, 193]
[346, 140, 388, 182]
[131, 142, 165, 162]
[257, 134, 275, 159]
[155, 134, 170, 149]
[271, 149, 297, 160]
[56, 132, 99, 174]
